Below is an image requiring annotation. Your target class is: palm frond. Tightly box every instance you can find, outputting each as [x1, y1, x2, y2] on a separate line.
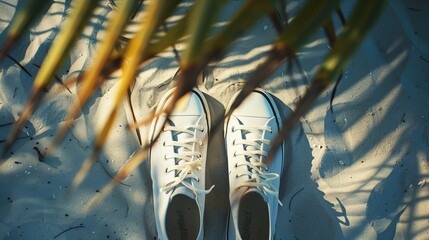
[220, 0, 341, 135]
[267, 0, 388, 162]
[51, 0, 142, 151]
[1, 0, 99, 160]
[0, 0, 52, 60]
[69, 0, 182, 194]
[162, 0, 229, 119]
[0, 0, 388, 209]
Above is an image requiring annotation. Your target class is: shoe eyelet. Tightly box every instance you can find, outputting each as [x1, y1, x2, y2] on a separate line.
[164, 155, 168, 160]
[232, 140, 236, 145]
[233, 152, 237, 157]
[198, 153, 202, 158]
[235, 175, 239, 179]
[196, 178, 200, 182]
[165, 168, 169, 173]
[232, 126, 235, 132]
[234, 163, 238, 168]
[162, 142, 166, 146]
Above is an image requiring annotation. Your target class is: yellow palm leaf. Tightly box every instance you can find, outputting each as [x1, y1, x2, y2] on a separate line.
[69, 0, 181, 194]
[0, 0, 52, 60]
[51, 0, 141, 151]
[2, 0, 99, 159]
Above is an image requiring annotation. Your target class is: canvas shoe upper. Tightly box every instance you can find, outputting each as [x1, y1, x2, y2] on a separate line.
[149, 88, 214, 240]
[225, 89, 284, 240]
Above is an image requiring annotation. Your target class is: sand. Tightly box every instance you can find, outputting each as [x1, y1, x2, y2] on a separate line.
[0, 0, 428, 239]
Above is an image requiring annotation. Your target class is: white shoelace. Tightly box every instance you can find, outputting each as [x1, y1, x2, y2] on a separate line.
[232, 125, 283, 206]
[160, 125, 214, 195]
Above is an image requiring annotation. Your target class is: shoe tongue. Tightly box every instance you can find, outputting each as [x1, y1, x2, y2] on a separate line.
[170, 185, 195, 201]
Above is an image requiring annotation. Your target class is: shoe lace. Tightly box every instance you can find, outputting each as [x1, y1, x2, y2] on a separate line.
[233, 125, 283, 206]
[160, 125, 214, 195]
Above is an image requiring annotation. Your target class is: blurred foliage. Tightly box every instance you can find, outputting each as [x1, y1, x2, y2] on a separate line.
[0, 0, 386, 205]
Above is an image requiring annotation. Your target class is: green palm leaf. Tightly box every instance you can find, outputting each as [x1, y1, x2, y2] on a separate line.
[0, 0, 388, 209]
[69, 0, 182, 194]
[0, 0, 52, 60]
[221, 0, 341, 135]
[267, 0, 388, 162]
[1, 0, 99, 159]
[51, 0, 142, 151]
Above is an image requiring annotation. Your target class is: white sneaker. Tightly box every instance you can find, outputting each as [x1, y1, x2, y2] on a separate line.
[225, 89, 284, 240]
[149, 88, 214, 240]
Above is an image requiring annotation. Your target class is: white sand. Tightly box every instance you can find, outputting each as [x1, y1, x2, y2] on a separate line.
[1, 0, 428, 239]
